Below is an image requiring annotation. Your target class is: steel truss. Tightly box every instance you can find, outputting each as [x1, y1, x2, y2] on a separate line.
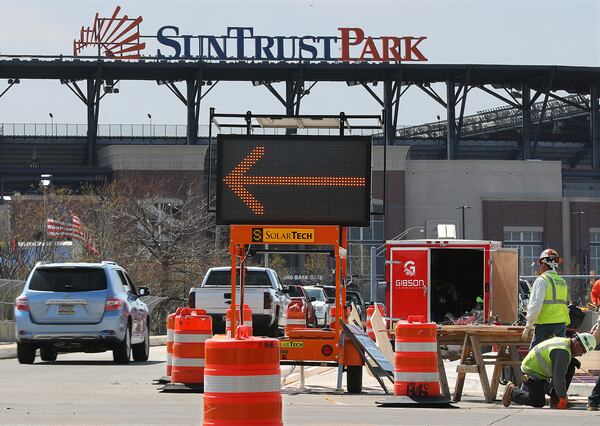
[0, 60, 599, 169]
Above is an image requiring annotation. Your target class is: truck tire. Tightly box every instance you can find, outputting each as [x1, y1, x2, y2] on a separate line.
[346, 366, 363, 394]
[17, 343, 36, 364]
[40, 347, 57, 362]
[269, 311, 280, 337]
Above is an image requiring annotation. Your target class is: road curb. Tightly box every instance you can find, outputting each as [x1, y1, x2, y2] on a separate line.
[0, 335, 167, 360]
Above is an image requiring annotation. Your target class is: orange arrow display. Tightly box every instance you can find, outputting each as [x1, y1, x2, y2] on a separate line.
[223, 146, 367, 215]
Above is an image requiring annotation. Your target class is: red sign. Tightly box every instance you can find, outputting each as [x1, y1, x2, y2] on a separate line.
[387, 248, 429, 322]
[73, 6, 145, 59]
[338, 28, 427, 62]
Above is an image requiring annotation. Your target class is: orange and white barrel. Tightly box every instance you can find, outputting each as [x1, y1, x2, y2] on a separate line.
[171, 308, 212, 385]
[393, 315, 441, 397]
[166, 307, 184, 376]
[328, 305, 350, 329]
[225, 304, 252, 337]
[366, 303, 387, 340]
[203, 326, 282, 426]
[285, 299, 306, 336]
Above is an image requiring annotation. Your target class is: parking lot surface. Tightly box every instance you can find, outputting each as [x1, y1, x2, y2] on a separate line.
[1, 346, 600, 425]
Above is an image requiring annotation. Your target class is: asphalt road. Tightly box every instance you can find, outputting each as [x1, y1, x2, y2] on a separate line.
[1, 346, 600, 425]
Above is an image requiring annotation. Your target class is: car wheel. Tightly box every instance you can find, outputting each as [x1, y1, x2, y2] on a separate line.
[40, 348, 57, 362]
[132, 324, 150, 362]
[17, 343, 36, 364]
[113, 325, 131, 364]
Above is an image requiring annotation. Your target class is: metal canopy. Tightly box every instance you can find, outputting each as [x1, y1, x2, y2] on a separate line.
[0, 59, 599, 175]
[0, 60, 599, 92]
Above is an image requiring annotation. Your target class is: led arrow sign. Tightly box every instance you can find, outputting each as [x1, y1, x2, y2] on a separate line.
[216, 135, 371, 226]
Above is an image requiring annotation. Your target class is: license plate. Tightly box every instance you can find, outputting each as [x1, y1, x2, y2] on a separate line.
[58, 305, 75, 315]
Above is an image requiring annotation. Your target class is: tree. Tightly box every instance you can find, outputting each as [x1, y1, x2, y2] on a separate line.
[0, 178, 228, 333]
[304, 254, 333, 285]
[83, 178, 225, 332]
[266, 254, 290, 282]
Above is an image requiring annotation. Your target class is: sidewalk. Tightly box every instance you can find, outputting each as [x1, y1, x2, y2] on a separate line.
[281, 359, 598, 401]
[0, 335, 167, 360]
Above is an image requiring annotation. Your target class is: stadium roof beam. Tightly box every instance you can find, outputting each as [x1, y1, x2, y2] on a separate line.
[157, 70, 210, 145]
[0, 78, 19, 99]
[531, 70, 556, 158]
[454, 67, 472, 153]
[592, 83, 600, 170]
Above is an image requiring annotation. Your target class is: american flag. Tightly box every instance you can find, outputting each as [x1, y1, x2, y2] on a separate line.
[47, 210, 99, 256]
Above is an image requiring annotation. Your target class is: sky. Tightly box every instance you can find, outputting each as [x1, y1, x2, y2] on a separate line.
[0, 0, 598, 129]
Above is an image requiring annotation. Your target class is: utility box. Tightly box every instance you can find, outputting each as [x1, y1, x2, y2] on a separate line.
[385, 239, 518, 325]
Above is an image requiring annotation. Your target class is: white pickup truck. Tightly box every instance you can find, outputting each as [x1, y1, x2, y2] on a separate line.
[188, 266, 290, 337]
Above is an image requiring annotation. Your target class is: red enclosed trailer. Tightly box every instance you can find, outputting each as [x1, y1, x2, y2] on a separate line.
[385, 239, 518, 327]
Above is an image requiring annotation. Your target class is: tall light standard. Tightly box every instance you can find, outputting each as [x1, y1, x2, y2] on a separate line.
[456, 205, 470, 239]
[147, 113, 152, 137]
[49, 112, 53, 137]
[573, 211, 586, 275]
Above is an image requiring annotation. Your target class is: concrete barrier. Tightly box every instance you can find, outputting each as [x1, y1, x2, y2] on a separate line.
[0, 321, 15, 342]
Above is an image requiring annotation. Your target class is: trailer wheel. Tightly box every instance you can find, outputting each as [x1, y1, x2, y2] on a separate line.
[346, 365, 363, 394]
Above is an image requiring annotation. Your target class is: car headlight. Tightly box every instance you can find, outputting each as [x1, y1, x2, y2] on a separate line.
[315, 305, 325, 313]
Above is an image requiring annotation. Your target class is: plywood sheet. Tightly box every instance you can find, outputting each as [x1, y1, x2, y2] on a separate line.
[491, 249, 518, 324]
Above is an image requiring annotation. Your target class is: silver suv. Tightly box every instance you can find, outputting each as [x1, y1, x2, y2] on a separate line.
[15, 261, 151, 364]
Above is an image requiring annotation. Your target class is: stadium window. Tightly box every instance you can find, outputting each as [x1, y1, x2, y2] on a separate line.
[591, 229, 600, 275]
[503, 227, 543, 276]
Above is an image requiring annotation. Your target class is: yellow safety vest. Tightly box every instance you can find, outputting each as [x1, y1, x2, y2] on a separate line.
[535, 271, 570, 325]
[521, 337, 571, 379]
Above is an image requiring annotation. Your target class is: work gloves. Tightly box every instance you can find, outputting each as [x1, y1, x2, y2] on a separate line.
[521, 326, 533, 341]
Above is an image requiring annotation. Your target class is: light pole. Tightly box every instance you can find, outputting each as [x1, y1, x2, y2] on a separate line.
[573, 211, 586, 275]
[456, 205, 470, 239]
[147, 113, 152, 137]
[49, 112, 53, 137]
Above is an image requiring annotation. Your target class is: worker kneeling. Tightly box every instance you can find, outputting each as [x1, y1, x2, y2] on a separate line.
[503, 333, 596, 409]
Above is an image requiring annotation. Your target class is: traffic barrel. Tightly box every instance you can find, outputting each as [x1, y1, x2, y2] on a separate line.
[166, 307, 184, 377]
[285, 299, 306, 336]
[393, 315, 441, 398]
[171, 308, 212, 386]
[203, 326, 282, 426]
[366, 303, 390, 340]
[226, 304, 252, 337]
[366, 303, 386, 340]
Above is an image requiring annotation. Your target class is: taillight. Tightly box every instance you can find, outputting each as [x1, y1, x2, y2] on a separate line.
[104, 297, 122, 311]
[321, 344, 334, 356]
[15, 296, 29, 311]
[188, 290, 196, 308]
[264, 292, 272, 309]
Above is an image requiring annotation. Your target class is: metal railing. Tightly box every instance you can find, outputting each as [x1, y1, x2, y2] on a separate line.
[0, 123, 383, 139]
[396, 94, 589, 139]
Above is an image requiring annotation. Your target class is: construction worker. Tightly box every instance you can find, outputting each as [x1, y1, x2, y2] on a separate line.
[586, 320, 600, 410]
[591, 279, 600, 307]
[503, 333, 596, 409]
[522, 248, 570, 349]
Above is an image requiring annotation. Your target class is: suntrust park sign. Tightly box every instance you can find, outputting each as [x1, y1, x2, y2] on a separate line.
[73, 6, 428, 62]
[157, 27, 427, 62]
